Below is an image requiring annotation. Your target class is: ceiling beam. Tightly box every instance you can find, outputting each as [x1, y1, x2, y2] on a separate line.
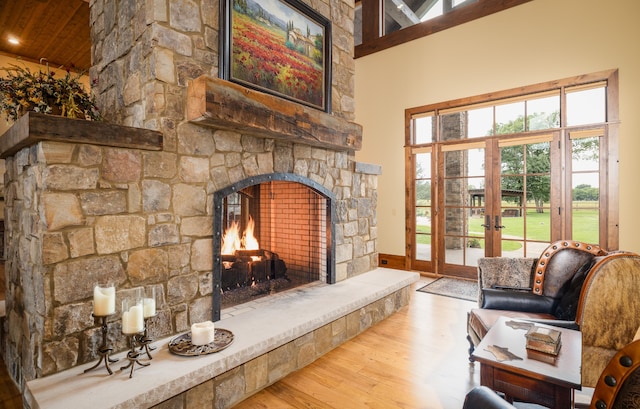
[385, 0, 420, 27]
[414, 0, 440, 19]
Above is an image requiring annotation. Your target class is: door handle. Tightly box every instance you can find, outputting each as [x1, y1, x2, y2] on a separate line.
[481, 215, 491, 231]
[495, 215, 505, 231]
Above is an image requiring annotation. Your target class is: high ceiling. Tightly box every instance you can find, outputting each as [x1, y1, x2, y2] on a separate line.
[1, 0, 447, 72]
[0, 0, 91, 72]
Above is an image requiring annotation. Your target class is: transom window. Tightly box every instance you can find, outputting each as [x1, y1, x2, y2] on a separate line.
[355, 0, 533, 57]
[411, 83, 608, 145]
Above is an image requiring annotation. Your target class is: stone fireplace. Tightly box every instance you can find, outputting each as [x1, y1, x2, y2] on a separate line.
[0, 0, 396, 397]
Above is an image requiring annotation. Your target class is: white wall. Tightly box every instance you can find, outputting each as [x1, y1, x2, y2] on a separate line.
[354, 0, 640, 255]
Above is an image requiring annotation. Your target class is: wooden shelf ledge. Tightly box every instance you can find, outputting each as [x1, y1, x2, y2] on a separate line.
[0, 113, 163, 159]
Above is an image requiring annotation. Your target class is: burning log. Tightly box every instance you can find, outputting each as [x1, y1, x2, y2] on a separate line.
[221, 248, 287, 291]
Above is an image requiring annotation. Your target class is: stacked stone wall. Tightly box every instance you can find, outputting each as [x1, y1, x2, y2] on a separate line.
[89, 0, 356, 133]
[2, 0, 370, 391]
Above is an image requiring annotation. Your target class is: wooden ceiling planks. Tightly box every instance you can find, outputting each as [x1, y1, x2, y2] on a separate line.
[0, 0, 91, 72]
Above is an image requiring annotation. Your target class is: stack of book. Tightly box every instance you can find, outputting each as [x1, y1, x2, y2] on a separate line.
[525, 325, 562, 356]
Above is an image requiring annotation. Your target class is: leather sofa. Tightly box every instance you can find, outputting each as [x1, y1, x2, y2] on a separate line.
[467, 240, 640, 387]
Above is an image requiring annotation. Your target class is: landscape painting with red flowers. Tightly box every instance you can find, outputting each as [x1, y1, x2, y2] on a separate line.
[225, 0, 331, 111]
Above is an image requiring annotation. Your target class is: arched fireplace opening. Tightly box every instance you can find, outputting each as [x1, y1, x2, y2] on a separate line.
[212, 173, 335, 320]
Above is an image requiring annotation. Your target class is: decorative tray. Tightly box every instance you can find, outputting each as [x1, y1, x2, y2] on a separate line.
[168, 328, 234, 356]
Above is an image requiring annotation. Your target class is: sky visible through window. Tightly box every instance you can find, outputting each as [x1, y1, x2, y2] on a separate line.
[414, 85, 606, 191]
[444, 87, 606, 188]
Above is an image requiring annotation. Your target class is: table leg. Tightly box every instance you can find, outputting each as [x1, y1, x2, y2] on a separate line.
[479, 363, 495, 389]
[554, 386, 574, 409]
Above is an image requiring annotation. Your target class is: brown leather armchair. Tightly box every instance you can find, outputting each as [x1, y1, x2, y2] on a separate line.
[463, 338, 640, 409]
[468, 240, 606, 356]
[468, 241, 640, 387]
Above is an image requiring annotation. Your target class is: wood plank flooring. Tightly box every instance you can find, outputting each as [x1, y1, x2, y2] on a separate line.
[1, 263, 21, 409]
[232, 278, 481, 409]
[0, 357, 21, 409]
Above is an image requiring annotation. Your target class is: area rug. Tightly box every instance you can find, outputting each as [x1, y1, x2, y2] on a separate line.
[417, 277, 478, 302]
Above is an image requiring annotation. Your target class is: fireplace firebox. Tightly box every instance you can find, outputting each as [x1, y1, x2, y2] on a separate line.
[212, 173, 335, 319]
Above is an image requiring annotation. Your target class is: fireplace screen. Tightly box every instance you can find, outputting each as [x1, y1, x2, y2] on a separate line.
[214, 178, 331, 313]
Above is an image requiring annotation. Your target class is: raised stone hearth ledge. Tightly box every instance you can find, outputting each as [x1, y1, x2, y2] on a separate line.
[0, 112, 163, 158]
[186, 76, 363, 152]
[25, 268, 418, 409]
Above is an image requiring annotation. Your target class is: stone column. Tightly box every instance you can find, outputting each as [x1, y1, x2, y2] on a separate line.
[0, 0, 375, 391]
[442, 112, 468, 250]
[89, 0, 356, 137]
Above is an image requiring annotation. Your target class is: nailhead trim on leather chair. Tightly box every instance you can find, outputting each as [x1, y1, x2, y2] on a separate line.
[532, 240, 605, 295]
[591, 338, 640, 409]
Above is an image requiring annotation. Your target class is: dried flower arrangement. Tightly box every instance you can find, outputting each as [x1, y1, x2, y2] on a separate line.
[0, 63, 101, 122]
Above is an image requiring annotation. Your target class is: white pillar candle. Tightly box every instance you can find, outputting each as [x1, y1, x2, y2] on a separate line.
[122, 304, 144, 334]
[143, 298, 156, 318]
[191, 321, 216, 345]
[93, 285, 116, 316]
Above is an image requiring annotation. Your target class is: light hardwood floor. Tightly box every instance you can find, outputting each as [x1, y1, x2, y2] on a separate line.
[232, 278, 482, 409]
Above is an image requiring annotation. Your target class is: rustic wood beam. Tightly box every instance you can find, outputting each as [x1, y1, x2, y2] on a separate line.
[187, 76, 362, 152]
[361, 0, 383, 43]
[0, 112, 163, 158]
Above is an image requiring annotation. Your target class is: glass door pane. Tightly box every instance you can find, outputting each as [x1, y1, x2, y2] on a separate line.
[499, 140, 552, 257]
[570, 133, 601, 243]
[415, 152, 432, 261]
[442, 146, 485, 267]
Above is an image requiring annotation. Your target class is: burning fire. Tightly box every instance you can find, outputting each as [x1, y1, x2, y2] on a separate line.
[221, 216, 259, 255]
[242, 217, 259, 250]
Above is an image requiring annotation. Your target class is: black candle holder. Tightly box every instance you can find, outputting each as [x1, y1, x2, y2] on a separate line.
[138, 315, 157, 360]
[84, 314, 119, 375]
[120, 332, 150, 378]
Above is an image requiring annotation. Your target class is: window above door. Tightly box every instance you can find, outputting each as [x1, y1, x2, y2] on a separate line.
[355, 0, 534, 58]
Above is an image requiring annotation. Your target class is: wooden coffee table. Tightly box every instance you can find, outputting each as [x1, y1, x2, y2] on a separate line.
[471, 316, 582, 408]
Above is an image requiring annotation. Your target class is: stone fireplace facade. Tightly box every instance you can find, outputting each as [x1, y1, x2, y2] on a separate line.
[2, 118, 378, 385]
[1, 0, 383, 394]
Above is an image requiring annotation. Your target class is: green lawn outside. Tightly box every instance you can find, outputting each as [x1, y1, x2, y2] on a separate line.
[416, 204, 599, 249]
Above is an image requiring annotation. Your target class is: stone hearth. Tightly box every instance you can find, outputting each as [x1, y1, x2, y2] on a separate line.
[25, 269, 418, 409]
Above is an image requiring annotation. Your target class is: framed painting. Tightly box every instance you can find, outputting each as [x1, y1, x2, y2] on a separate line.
[220, 0, 332, 112]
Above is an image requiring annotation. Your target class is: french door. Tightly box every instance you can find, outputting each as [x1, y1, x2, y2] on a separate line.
[411, 133, 559, 279]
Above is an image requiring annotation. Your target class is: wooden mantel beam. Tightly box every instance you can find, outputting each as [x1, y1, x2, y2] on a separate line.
[186, 76, 362, 152]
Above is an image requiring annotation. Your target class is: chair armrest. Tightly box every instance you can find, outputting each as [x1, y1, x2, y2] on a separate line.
[481, 288, 556, 314]
[493, 285, 533, 291]
[463, 386, 514, 409]
[518, 318, 579, 331]
[477, 257, 537, 306]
